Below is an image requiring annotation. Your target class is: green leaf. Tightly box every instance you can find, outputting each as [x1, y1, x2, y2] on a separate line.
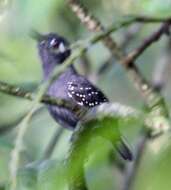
[66, 106, 141, 190]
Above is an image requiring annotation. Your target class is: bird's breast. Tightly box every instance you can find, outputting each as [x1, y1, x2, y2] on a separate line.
[47, 80, 68, 99]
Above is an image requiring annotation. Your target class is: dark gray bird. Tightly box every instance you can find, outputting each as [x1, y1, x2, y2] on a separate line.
[34, 32, 133, 161]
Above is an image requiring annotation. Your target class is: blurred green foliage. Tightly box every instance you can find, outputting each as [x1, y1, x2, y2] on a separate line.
[0, 0, 171, 190]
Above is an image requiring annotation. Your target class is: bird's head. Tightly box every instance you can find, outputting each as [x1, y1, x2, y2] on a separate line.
[32, 31, 71, 78]
[34, 32, 71, 64]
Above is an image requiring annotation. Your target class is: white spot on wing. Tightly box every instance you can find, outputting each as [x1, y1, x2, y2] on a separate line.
[78, 101, 83, 106]
[68, 92, 72, 98]
[69, 86, 74, 90]
[67, 82, 73, 85]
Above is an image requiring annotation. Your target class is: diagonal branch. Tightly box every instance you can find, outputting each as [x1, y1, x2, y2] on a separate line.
[152, 36, 171, 90]
[41, 127, 64, 160]
[123, 21, 171, 67]
[98, 24, 142, 75]
[68, 0, 129, 59]
[123, 133, 148, 190]
[122, 21, 171, 109]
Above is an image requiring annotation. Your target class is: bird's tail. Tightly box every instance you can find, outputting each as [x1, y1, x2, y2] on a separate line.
[115, 138, 133, 161]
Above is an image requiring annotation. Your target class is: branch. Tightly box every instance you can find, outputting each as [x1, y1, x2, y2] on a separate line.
[131, 15, 171, 23]
[123, 133, 147, 190]
[41, 127, 64, 160]
[68, 0, 130, 59]
[98, 24, 142, 74]
[122, 21, 171, 110]
[123, 21, 171, 67]
[0, 80, 79, 111]
[152, 36, 171, 90]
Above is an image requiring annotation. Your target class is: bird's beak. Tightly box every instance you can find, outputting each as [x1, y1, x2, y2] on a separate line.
[30, 30, 44, 42]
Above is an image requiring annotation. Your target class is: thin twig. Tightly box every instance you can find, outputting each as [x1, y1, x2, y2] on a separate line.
[132, 15, 171, 23]
[123, 21, 171, 67]
[120, 24, 142, 48]
[123, 133, 147, 190]
[9, 103, 40, 190]
[152, 37, 171, 90]
[98, 24, 142, 74]
[122, 21, 171, 109]
[41, 127, 64, 160]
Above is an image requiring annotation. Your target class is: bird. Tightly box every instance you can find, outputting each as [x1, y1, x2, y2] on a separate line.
[34, 32, 133, 161]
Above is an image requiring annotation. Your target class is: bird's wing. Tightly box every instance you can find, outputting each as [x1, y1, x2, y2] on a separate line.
[67, 78, 108, 108]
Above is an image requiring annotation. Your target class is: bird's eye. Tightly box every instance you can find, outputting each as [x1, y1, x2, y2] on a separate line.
[50, 38, 59, 48]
